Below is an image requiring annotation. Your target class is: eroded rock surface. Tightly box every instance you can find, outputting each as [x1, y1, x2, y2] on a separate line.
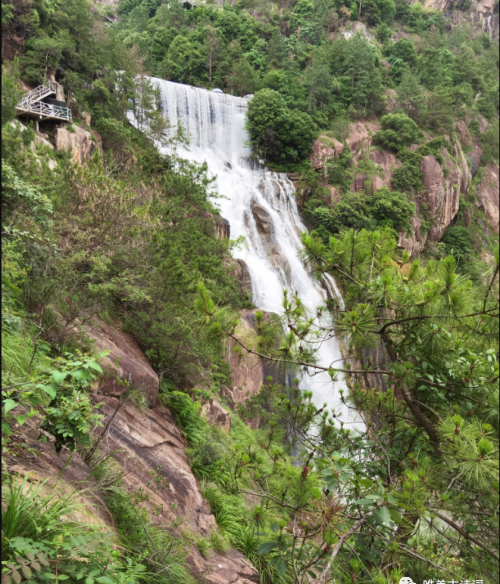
[97, 397, 258, 582]
[55, 125, 102, 164]
[201, 398, 232, 432]
[247, 202, 292, 284]
[477, 162, 500, 234]
[84, 317, 159, 406]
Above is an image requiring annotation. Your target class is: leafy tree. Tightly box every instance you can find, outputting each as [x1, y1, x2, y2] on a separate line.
[160, 35, 204, 84]
[441, 226, 473, 268]
[418, 45, 455, 90]
[341, 33, 384, 115]
[369, 186, 415, 234]
[361, 0, 396, 25]
[226, 56, 258, 96]
[386, 37, 417, 68]
[395, 70, 427, 123]
[375, 113, 421, 151]
[304, 54, 335, 113]
[202, 25, 225, 84]
[1, 67, 21, 127]
[480, 119, 499, 165]
[149, 26, 179, 62]
[196, 229, 499, 583]
[425, 86, 455, 133]
[246, 88, 316, 164]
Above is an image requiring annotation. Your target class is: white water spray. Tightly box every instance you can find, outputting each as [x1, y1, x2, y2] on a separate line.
[130, 79, 364, 432]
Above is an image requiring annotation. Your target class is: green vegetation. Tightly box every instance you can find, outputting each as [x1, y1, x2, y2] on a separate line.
[1, 0, 499, 582]
[375, 113, 421, 151]
[196, 227, 499, 582]
[246, 88, 316, 165]
[2, 473, 146, 583]
[305, 186, 414, 241]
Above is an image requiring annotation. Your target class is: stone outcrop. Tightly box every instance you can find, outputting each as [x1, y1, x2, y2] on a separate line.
[55, 125, 102, 164]
[3, 407, 115, 530]
[5, 319, 259, 584]
[223, 309, 286, 430]
[368, 150, 398, 192]
[83, 317, 159, 406]
[247, 202, 292, 285]
[216, 215, 231, 239]
[398, 143, 468, 254]
[407, 0, 499, 39]
[346, 122, 379, 155]
[310, 136, 343, 172]
[201, 398, 232, 432]
[424, 153, 461, 242]
[224, 311, 265, 406]
[477, 162, 500, 234]
[234, 259, 253, 298]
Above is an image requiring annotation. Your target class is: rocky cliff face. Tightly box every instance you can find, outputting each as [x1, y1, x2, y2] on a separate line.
[408, 0, 499, 39]
[55, 125, 102, 164]
[308, 116, 487, 255]
[6, 320, 259, 584]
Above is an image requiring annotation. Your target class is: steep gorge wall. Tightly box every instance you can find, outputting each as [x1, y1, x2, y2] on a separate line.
[307, 116, 499, 255]
[5, 319, 258, 584]
[410, 0, 499, 38]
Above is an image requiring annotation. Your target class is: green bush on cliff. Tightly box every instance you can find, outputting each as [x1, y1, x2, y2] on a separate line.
[246, 88, 317, 165]
[307, 186, 414, 239]
[375, 113, 422, 151]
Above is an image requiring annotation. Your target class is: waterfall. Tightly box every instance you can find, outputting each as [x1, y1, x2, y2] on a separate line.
[130, 78, 364, 432]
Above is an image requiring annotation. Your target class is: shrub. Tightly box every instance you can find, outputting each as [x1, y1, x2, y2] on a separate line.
[441, 226, 473, 267]
[385, 38, 417, 68]
[246, 88, 316, 165]
[480, 119, 499, 165]
[375, 113, 422, 151]
[369, 186, 415, 234]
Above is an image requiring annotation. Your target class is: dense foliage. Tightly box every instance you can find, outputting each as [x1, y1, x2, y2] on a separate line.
[1, 0, 499, 582]
[196, 227, 499, 583]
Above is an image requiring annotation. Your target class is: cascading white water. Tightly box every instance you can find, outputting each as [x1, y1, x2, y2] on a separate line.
[130, 78, 364, 432]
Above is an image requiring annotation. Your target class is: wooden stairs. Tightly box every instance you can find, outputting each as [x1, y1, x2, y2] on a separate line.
[16, 81, 72, 122]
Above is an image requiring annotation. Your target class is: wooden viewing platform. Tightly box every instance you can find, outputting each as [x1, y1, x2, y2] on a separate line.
[16, 81, 72, 122]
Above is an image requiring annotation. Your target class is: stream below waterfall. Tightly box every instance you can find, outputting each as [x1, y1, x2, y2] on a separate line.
[129, 78, 364, 432]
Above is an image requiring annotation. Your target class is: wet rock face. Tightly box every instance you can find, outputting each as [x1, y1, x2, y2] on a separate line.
[248, 202, 292, 285]
[251, 203, 273, 236]
[55, 125, 102, 164]
[477, 163, 500, 234]
[216, 216, 230, 239]
[83, 317, 159, 406]
[234, 259, 253, 298]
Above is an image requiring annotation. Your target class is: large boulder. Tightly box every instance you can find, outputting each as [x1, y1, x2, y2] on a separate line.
[84, 318, 159, 406]
[310, 136, 343, 172]
[251, 203, 273, 236]
[247, 202, 292, 285]
[201, 398, 232, 432]
[55, 125, 102, 164]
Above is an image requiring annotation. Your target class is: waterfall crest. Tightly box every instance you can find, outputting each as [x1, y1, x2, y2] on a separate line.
[132, 78, 364, 431]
